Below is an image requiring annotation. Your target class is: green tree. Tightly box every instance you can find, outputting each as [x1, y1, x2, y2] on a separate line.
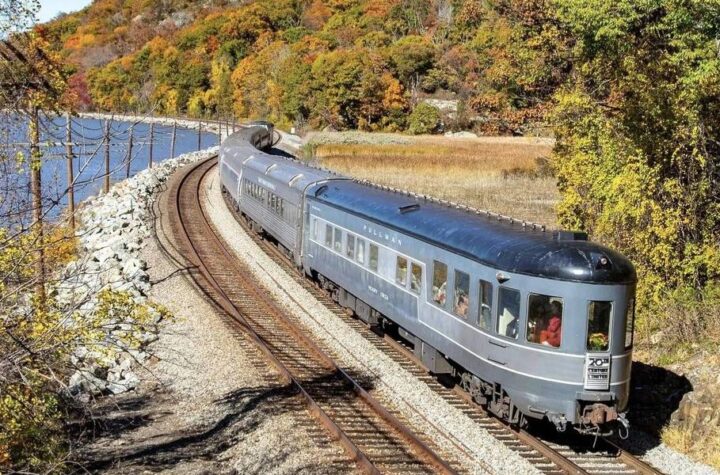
[552, 0, 720, 334]
[308, 48, 386, 129]
[386, 35, 436, 87]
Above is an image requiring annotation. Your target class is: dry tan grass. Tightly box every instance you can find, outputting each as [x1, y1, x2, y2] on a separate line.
[313, 139, 559, 227]
[662, 425, 720, 470]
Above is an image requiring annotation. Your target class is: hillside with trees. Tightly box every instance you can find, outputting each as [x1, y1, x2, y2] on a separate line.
[45, 0, 570, 134]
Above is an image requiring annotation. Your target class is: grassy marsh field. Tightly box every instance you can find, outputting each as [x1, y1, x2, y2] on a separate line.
[307, 134, 559, 228]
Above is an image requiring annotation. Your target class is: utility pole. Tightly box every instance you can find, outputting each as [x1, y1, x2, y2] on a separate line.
[103, 120, 111, 194]
[126, 125, 134, 178]
[65, 112, 75, 230]
[29, 106, 46, 303]
[170, 121, 177, 159]
[149, 122, 154, 168]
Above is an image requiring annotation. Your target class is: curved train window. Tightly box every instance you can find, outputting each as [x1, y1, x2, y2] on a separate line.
[625, 299, 635, 349]
[587, 301, 612, 351]
[369, 244, 379, 272]
[324, 224, 333, 247]
[356, 239, 366, 264]
[346, 234, 355, 259]
[431, 261, 448, 307]
[333, 228, 343, 253]
[478, 280, 493, 330]
[526, 294, 563, 348]
[410, 263, 422, 294]
[453, 270, 470, 318]
[396, 256, 408, 286]
[497, 287, 520, 339]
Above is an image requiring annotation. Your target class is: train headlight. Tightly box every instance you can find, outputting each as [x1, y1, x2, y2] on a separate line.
[596, 255, 611, 270]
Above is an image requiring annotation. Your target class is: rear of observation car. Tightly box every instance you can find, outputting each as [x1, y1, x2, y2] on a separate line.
[522, 237, 637, 436]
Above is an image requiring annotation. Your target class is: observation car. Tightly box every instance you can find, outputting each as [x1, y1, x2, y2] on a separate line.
[219, 122, 637, 436]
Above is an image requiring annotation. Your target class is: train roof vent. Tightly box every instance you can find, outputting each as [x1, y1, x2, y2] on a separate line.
[553, 230, 588, 241]
[398, 203, 421, 214]
[289, 174, 304, 186]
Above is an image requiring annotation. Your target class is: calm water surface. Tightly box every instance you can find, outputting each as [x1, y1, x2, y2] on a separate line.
[0, 115, 217, 227]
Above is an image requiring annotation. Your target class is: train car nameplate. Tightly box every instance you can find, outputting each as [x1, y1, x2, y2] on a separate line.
[584, 354, 611, 390]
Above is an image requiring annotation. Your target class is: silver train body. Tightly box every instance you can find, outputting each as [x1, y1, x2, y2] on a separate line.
[219, 123, 637, 435]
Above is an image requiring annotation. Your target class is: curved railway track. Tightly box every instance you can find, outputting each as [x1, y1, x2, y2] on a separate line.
[167, 157, 461, 475]
[203, 154, 664, 475]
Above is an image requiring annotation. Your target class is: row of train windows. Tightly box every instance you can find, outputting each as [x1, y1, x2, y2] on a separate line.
[314, 221, 381, 273]
[243, 179, 284, 217]
[313, 219, 634, 352]
[315, 220, 425, 295]
[429, 259, 634, 351]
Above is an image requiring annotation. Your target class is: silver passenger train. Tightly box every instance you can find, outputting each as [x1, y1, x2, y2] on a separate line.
[219, 122, 637, 436]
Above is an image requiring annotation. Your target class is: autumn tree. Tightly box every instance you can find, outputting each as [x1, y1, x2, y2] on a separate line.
[552, 0, 720, 340]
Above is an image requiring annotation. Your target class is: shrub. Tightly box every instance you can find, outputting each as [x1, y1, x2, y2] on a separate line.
[407, 103, 441, 135]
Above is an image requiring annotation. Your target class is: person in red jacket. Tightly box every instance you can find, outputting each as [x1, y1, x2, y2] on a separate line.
[540, 302, 562, 348]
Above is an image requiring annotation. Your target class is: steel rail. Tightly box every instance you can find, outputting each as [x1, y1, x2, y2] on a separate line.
[170, 156, 458, 475]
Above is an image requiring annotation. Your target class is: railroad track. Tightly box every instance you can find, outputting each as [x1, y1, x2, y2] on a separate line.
[209, 157, 664, 475]
[167, 157, 461, 475]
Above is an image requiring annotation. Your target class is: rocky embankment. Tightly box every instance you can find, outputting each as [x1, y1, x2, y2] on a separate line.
[54, 147, 218, 399]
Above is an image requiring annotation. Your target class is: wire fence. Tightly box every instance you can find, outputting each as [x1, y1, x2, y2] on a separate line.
[0, 110, 238, 231]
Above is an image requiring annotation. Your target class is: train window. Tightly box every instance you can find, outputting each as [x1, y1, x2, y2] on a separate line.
[497, 287, 520, 339]
[526, 294, 563, 348]
[625, 299, 635, 349]
[478, 280, 493, 330]
[587, 301, 612, 351]
[431, 261, 448, 307]
[453, 270, 470, 318]
[333, 228, 343, 253]
[396, 256, 408, 286]
[311, 218, 319, 240]
[369, 244, 379, 272]
[410, 263, 422, 294]
[356, 239, 366, 264]
[325, 224, 333, 247]
[346, 234, 355, 259]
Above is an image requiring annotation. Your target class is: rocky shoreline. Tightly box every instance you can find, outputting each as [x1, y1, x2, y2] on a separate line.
[55, 147, 218, 399]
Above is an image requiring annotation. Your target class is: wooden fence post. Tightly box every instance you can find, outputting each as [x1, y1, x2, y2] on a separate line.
[170, 121, 177, 159]
[65, 112, 75, 230]
[197, 120, 202, 151]
[29, 106, 46, 303]
[149, 122, 154, 169]
[103, 120, 110, 194]
[126, 125, 134, 178]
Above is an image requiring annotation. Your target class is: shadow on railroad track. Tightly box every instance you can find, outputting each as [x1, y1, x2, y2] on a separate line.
[73, 370, 377, 473]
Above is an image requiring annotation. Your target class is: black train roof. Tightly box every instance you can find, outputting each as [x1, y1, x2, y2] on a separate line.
[309, 180, 636, 284]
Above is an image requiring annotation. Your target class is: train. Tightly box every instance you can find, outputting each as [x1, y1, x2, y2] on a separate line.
[218, 122, 636, 437]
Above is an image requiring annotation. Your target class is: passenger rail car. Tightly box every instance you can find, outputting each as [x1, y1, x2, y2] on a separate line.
[219, 123, 637, 437]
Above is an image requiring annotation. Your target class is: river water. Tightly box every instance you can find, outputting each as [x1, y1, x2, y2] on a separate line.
[0, 115, 217, 228]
